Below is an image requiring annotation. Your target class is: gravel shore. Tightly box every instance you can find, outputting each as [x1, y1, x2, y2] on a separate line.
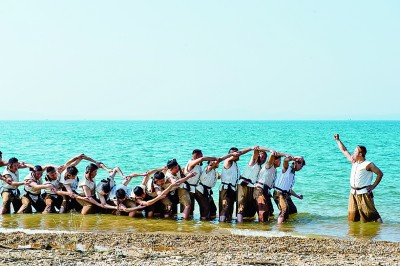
[0, 232, 399, 265]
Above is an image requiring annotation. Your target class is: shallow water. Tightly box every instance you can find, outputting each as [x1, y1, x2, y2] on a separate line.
[0, 212, 398, 242]
[0, 120, 399, 242]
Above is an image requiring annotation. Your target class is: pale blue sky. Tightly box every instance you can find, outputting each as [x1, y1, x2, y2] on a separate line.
[1, 1, 399, 120]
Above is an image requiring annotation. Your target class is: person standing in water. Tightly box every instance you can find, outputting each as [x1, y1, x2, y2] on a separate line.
[334, 134, 383, 223]
[273, 155, 305, 224]
[236, 146, 266, 223]
[254, 148, 289, 222]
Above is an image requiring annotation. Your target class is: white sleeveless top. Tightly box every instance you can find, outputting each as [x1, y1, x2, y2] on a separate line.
[2, 168, 19, 190]
[146, 178, 162, 197]
[185, 162, 202, 192]
[196, 168, 217, 194]
[60, 170, 79, 191]
[24, 174, 43, 195]
[241, 163, 261, 187]
[165, 170, 184, 190]
[76, 177, 96, 197]
[44, 173, 61, 195]
[219, 162, 240, 191]
[350, 160, 372, 195]
[256, 165, 276, 189]
[274, 166, 295, 192]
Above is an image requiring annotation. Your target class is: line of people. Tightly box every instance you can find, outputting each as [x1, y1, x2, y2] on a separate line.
[0, 147, 306, 224]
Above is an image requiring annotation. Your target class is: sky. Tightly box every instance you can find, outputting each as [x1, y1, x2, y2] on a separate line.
[0, 1, 399, 120]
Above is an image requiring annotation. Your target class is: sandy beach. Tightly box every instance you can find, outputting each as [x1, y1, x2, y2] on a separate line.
[0, 232, 399, 265]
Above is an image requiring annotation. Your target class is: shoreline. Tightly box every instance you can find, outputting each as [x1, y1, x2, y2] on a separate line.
[0, 231, 399, 265]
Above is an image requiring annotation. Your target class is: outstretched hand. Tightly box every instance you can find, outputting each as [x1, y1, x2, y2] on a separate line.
[334, 134, 340, 141]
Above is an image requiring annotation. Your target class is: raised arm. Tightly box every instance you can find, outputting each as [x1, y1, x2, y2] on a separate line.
[64, 154, 85, 168]
[18, 162, 34, 169]
[249, 146, 260, 166]
[366, 163, 384, 192]
[122, 172, 147, 186]
[282, 156, 293, 173]
[175, 172, 197, 185]
[187, 156, 218, 172]
[218, 152, 240, 163]
[334, 134, 353, 163]
[140, 168, 164, 186]
[238, 147, 252, 156]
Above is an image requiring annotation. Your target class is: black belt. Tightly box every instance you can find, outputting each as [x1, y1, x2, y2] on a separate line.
[199, 182, 213, 197]
[221, 182, 235, 189]
[274, 186, 290, 195]
[239, 177, 254, 186]
[351, 185, 369, 190]
[257, 182, 272, 195]
[3, 188, 20, 196]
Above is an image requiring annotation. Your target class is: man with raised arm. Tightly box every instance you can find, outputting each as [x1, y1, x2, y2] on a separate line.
[236, 146, 266, 223]
[218, 147, 252, 222]
[184, 149, 220, 215]
[1, 157, 34, 214]
[273, 155, 305, 224]
[254, 147, 290, 222]
[334, 134, 383, 223]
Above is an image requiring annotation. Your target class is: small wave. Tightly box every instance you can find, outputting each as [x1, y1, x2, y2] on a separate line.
[229, 228, 305, 238]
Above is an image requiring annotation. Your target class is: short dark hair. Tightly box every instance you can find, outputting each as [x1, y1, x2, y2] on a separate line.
[8, 157, 18, 165]
[100, 179, 111, 194]
[86, 163, 98, 173]
[229, 147, 238, 153]
[153, 171, 165, 180]
[357, 145, 367, 157]
[167, 159, 178, 169]
[192, 149, 202, 155]
[133, 186, 145, 197]
[46, 166, 56, 174]
[66, 166, 78, 176]
[116, 188, 126, 199]
[31, 165, 43, 172]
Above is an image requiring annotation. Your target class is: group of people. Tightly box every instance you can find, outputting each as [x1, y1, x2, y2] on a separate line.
[0, 134, 384, 224]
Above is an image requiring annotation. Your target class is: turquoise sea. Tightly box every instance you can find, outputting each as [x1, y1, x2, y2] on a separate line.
[0, 120, 399, 241]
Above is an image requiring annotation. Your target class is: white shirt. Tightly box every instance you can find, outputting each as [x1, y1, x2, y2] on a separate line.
[256, 165, 276, 189]
[274, 166, 295, 192]
[2, 168, 19, 190]
[196, 168, 217, 195]
[60, 170, 79, 191]
[43, 173, 61, 195]
[350, 160, 372, 195]
[146, 179, 162, 197]
[165, 170, 184, 190]
[95, 176, 116, 199]
[24, 173, 43, 195]
[76, 177, 96, 196]
[240, 163, 262, 188]
[185, 162, 202, 193]
[219, 161, 240, 191]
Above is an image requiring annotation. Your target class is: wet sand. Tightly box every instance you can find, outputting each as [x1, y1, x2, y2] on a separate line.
[0, 232, 399, 265]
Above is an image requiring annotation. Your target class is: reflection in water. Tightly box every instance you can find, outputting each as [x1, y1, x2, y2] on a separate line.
[0, 213, 399, 242]
[347, 222, 381, 240]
